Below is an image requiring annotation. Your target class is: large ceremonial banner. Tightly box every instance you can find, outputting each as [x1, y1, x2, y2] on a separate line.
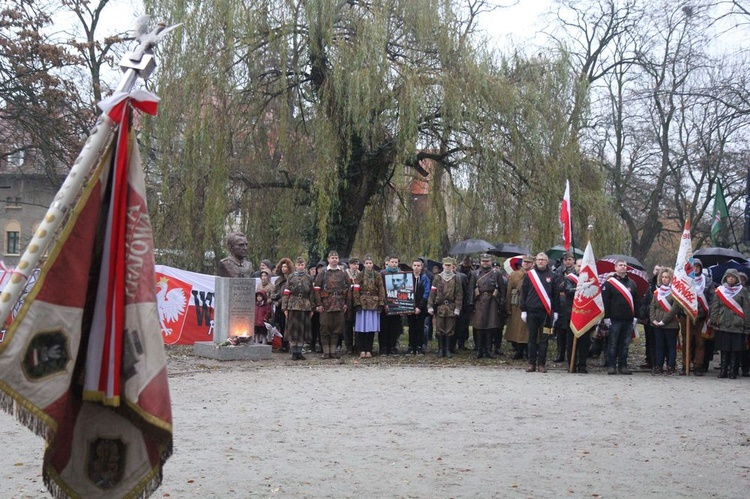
[571, 241, 605, 337]
[154, 266, 274, 345]
[155, 265, 216, 345]
[672, 219, 698, 320]
[0, 92, 172, 497]
[384, 272, 415, 315]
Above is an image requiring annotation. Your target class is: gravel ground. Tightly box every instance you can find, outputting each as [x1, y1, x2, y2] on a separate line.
[2, 345, 750, 498]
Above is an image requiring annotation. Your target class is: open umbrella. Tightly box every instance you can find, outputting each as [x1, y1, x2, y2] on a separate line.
[599, 254, 645, 271]
[488, 242, 531, 258]
[597, 255, 649, 298]
[708, 259, 750, 285]
[449, 238, 494, 255]
[546, 245, 584, 260]
[693, 247, 748, 268]
[418, 257, 443, 274]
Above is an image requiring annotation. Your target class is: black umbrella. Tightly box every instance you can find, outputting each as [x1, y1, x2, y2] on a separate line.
[418, 257, 443, 274]
[599, 254, 645, 271]
[449, 238, 494, 255]
[488, 242, 531, 258]
[693, 247, 748, 268]
[708, 260, 750, 285]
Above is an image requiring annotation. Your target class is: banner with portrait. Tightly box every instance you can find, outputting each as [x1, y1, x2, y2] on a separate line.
[384, 271, 415, 315]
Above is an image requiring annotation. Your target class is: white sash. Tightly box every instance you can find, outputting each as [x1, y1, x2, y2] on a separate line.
[655, 286, 672, 313]
[529, 269, 552, 315]
[608, 276, 634, 315]
[716, 285, 744, 319]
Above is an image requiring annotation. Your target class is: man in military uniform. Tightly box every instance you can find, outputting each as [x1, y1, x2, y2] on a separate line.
[506, 255, 533, 359]
[468, 254, 506, 359]
[314, 251, 350, 359]
[428, 258, 463, 358]
[217, 232, 253, 277]
[455, 256, 473, 351]
[282, 257, 316, 360]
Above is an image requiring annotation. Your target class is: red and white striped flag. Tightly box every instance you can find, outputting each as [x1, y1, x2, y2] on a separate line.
[570, 241, 604, 337]
[560, 179, 572, 251]
[0, 91, 172, 497]
[671, 219, 699, 320]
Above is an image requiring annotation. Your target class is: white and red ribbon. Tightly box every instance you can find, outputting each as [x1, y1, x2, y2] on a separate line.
[528, 269, 552, 316]
[716, 285, 745, 319]
[608, 276, 634, 315]
[655, 285, 672, 313]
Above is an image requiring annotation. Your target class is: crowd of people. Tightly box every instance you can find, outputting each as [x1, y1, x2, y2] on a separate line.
[218, 233, 750, 376]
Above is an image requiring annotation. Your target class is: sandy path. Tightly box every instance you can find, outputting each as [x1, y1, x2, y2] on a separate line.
[2, 364, 749, 498]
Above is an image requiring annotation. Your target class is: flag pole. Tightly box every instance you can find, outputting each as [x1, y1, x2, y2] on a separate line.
[570, 215, 595, 373]
[0, 18, 179, 326]
[685, 319, 691, 376]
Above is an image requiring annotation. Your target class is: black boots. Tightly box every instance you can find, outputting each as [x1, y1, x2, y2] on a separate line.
[730, 352, 740, 379]
[719, 352, 729, 379]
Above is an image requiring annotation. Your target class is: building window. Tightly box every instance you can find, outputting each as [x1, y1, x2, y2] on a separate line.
[5, 221, 20, 255]
[5, 196, 21, 209]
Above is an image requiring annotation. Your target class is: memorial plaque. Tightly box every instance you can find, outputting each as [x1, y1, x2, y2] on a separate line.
[384, 271, 415, 315]
[213, 277, 255, 344]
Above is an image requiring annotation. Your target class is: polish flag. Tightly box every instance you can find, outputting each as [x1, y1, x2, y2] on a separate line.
[560, 179, 572, 251]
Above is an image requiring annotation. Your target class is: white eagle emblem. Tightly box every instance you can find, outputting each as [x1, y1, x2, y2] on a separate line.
[575, 270, 600, 301]
[156, 276, 187, 335]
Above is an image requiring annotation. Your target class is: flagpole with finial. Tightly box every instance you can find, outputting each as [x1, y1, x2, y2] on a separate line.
[569, 215, 595, 373]
[0, 17, 181, 326]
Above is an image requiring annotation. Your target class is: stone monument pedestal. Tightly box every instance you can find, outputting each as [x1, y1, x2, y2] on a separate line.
[193, 341, 273, 361]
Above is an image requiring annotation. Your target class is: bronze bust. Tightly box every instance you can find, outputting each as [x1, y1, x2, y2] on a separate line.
[217, 232, 254, 278]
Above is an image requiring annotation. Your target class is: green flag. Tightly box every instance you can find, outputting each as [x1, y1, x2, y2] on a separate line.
[711, 180, 729, 245]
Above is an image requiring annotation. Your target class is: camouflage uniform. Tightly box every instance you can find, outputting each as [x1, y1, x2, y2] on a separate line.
[282, 272, 316, 346]
[314, 266, 350, 357]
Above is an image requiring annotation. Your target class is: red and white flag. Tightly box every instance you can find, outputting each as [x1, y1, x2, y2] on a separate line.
[0, 92, 172, 497]
[671, 219, 698, 320]
[559, 179, 572, 251]
[570, 241, 604, 337]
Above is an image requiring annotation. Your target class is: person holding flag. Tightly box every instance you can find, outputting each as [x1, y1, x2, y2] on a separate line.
[671, 219, 699, 375]
[601, 260, 640, 374]
[709, 269, 750, 379]
[650, 268, 681, 375]
[520, 252, 560, 373]
[683, 259, 714, 376]
[569, 240, 605, 374]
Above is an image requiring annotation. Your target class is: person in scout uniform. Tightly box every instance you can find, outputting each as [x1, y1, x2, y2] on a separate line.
[427, 257, 463, 358]
[506, 254, 533, 359]
[282, 257, 316, 361]
[342, 257, 361, 355]
[314, 251, 351, 359]
[352, 255, 385, 358]
[468, 254, 506, 359]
